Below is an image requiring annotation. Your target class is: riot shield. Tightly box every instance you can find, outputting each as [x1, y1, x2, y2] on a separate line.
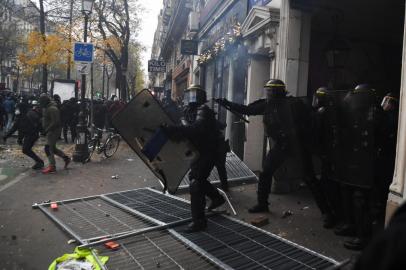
[340, 91, 377, 188]
[325, 90, 348, 183]
[271, 97, 307, 190]
[112, 90, 199, 194]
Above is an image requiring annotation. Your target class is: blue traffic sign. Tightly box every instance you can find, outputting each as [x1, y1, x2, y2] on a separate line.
[73, 42, 94, 63]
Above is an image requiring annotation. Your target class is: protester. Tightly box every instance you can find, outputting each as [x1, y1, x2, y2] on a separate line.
[39, 94, 71, 174]
[3, 93, 15, 132]
[3, 101, 44, 169]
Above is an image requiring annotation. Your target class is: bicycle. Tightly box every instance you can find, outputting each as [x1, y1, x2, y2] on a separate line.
[86, 126, 121, 162]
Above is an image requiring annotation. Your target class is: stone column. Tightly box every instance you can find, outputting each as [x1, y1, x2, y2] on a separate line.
[386, 6, 406, 224]
[243, 57, 269, 172]
[225, 59, 234, 140]
[276, 0, 311, 97]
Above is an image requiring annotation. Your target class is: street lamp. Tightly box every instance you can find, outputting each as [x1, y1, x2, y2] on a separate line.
[82, 0, 94, 15]
[72, 0, 94, 163]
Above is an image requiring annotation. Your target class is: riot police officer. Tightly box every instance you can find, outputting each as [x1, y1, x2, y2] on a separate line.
[312, 87, 342, 228]
[217, 79, 331, 220]
[340, 84, 380, 250]
[164, 85, 225, 232]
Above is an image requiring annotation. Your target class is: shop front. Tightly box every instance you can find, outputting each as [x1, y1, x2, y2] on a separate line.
[197, 0, 249, 159]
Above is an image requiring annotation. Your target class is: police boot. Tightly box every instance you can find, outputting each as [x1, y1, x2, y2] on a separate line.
[343, 237, 366, 251]
[208, 195, 225, 211]
[249, 193, 269, 213]
[249, 174, 271, 213]
[184, 220, 207, 233]
[344, 190, 370, 250]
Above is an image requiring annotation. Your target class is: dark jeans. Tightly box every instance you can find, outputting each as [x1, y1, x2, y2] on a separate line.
[45, 129, 68, 167]
[22, 135, 43, 164]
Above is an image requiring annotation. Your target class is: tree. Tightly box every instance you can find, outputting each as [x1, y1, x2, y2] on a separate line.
[94, 0, 142, 101]
[0, 1, 19, 83]
[18, 31, 71, 82]
[127, 42, 145, 97]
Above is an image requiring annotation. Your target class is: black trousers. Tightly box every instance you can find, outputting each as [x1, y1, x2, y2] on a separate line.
[258, 144, 330, 215]
[22, 135, 43, 164]
[340, 185, 371, 240]
[189, 156, 222, 223]
[257, 144, 287, 204]
[320, 157, 342, 221]
[214, 150, 228, 186]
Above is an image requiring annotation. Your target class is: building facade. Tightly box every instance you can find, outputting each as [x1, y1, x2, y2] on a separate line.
[150, 0, 406, 216]
[0, 0, 40, 93]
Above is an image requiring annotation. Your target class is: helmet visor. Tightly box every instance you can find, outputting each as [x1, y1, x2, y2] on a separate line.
[183, 90, 197, 105]
[381, 95, 397, 111]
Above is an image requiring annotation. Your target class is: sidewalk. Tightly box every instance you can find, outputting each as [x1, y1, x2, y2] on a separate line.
[0, 142, 358, 269]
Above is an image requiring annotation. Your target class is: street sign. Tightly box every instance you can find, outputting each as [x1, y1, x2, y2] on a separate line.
[181, 40, 198, 55]
[73, 42, 94, 63]
[148, 60, 166, 73]
[76, 62, 90, 74]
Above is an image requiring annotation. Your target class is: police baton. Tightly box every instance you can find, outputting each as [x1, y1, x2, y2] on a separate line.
[213, 99, 249, 124]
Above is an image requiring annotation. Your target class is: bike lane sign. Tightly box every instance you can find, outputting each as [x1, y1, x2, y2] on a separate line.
[74, 42, 94, 63]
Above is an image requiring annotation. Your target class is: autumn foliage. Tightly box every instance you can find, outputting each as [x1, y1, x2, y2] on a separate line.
[18, 31, 71, 75]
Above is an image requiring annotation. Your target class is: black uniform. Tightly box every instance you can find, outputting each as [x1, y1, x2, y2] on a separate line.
[340, 86, 380, 250]
[312, 90, 343, 227]
[182, 105, 229, 191]
[165, 104, 224, 231]
[60, 98, 78, 143]
[223, 96, 330, 216]
[4, 104, 43, 167]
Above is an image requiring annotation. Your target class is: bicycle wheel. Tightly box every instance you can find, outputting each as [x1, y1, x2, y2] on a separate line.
[86, 138, 97, 162]
[103, 135, 120, 158]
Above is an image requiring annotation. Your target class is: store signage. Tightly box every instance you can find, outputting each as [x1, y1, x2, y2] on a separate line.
[148, 60, 166, 73]
[181, 40, 198, 55]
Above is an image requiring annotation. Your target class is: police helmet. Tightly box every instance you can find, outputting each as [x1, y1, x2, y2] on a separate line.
[312, 86, 329, 108]
[264, 79, 287, 97]
[354, 84, 373, 93]
[183, 84, 207, 105]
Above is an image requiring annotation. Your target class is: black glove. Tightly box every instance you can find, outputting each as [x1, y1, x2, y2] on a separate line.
[216, 98, 230, 107]
[160, 125, 182, 142]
